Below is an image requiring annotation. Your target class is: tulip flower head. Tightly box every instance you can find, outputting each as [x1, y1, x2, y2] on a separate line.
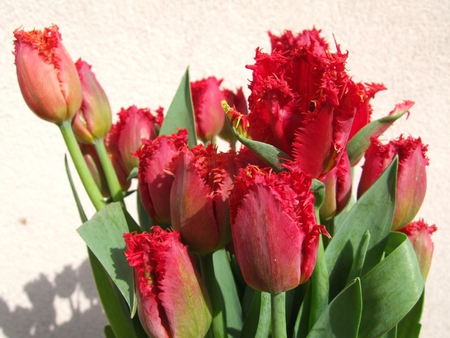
[72, 59, 112, 144]
[230, 165, 321, 294]
[137, 129, 188, 224]
[358, 136, 428, 230]
[13, 25, 82, 125]
[169, 144, 236, 254]
[124, 227, 212, 338]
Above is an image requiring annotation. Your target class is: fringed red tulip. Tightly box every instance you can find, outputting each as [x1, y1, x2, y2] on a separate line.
[169, 144, 235, 254]
[72, 59, 112, 144]
[358, 136, 428, 230]
[13, 25, 82, 125]
[398, 219, 437, 281]
[137, 130, 188, 224]
[124, 227, 212, 338]
[229, 165, 321, 294]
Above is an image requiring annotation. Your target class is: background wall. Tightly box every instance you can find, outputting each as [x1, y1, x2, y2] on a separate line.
[1, 0, 449, 337]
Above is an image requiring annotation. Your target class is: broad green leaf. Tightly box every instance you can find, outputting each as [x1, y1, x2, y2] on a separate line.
[347, 101, 413, 165]
[159, 67, 197, 147]
[307, 278, 362, 338]
[358, 232, 424, 338]
[77, 202, 140, 315]
[308, 239, 329, 330]
[104, 325, 115, 338]
[346, 231, 371, 284]
[325, 158, 397, 299]
[397, 291, 424, 338]
[311, 179, 325, 211]
[239, 290, 271, 338]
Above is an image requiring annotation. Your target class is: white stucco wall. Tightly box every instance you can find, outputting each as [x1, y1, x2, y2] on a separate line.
[1, 0, 449, 337]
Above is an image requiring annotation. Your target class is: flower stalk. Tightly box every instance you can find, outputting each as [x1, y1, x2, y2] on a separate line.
[271, 292, 287, 338]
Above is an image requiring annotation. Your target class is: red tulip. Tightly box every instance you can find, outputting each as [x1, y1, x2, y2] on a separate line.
[398, 219, 437, 281]
[319, 153, 352, 220]
[124, 227, 211, 338]
[358, 136, 428, 230]
[137, 130, 188, 224]
[13, 25, 82, 125]
[229, 165, 321, 294]
[247, 29, 361, 178]
[191, 77, 226, 142]
[108, 105, 164, 175]
[72, 59, 112, 144]
[169, 144, 235, 254]
[269, 28, 328, 55]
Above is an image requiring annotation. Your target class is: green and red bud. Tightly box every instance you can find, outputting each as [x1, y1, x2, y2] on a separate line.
[72, 59, 112, 144]
[13, 25, 82, 125]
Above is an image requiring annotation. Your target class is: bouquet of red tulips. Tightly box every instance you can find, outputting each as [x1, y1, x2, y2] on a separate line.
[13, 25, 435, 338]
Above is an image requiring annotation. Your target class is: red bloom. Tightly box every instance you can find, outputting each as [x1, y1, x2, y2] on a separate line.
[124, 227, 211, 338]
[358, 136, 428, 230]
[72, 59, 112, 144]
[13, 25, 82, 124]
[169, 144, 236, 254]
[191, 77, 226, 142]
[269, 28, 328, 55]
[247, 29, 361, 178]
[229, 165, 321, 294]
[137, 130, 188, 224]
[107, 105, 164, 175]
[398, 219, 437, 281]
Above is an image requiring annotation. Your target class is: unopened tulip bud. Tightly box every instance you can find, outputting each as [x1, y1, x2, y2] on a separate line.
[72, 59, 112, 144]
[124, 227, 212, 338]
[13, 25, 82, 125]
[398, 219, 437, 281]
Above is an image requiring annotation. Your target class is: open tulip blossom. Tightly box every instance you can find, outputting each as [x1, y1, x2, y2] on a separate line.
[14, 25, 436, 338]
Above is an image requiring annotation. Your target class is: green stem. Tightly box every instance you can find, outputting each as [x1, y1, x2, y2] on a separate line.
[59, 121, 106, 211]
[94, 138, 124, 204]
[271, 292, 287, 338]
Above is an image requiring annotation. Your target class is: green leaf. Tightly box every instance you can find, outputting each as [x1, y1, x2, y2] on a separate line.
[396, 291, 424, 338]
[159, 67, 197, 147]
[325, 158, 397, 299]
[104, 325, 115, 338]
[311, 179, 325, 211]
[307, 278, 362, 338]
[347, 101, 412, 165]
[64, 154, 88, 223]
[77, 202, 139, 315]
[239, 290, 271, 338]
[358, 232, 424, 338]
[293, 282, 312, 338]
[346, 231, 371, 284]
[127, 167, 138, 181]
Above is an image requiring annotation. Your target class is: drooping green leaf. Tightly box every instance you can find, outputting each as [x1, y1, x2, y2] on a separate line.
[358, 232, 424, 338]
[325, 158, 397, 299]
[77, 202, 140, 315]
[307, 278, 362, 338]
[347, 101, 413, 165]
[64, 154, 88, 223]
[397, 291, 424, 338]
[159, 67, 197, 147]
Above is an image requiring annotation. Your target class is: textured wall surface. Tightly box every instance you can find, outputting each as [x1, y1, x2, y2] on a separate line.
[1, 0, 449, 337]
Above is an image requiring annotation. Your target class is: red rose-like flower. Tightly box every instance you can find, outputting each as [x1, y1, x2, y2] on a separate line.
[319, 153, 352, 220]
[124, 227, 211, 338]
[247, 29, 361, 178]
[191, 77, 226, 142]
[72, 59, 112, 144]
[13, 25, 82, 124]
[398, 219, 437, 281]
[108, 105, 164, 175]
[137, 130, 188, 224]
[229, 165, 321, 294]
[358, 136, 428, 230]
[169, 144, 235, 254]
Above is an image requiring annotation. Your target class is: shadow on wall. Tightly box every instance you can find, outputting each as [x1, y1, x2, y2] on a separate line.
[0, 259, 106, 338]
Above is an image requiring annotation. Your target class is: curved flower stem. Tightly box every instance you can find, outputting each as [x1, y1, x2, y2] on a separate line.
[94, 138, 124, 204]
[59, 121, 106, 211]
[271, 292, 287, 338]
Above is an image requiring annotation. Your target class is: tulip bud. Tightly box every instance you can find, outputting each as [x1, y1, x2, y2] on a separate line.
[229, 165, 321, 294]
[108, 105, 164, 176]
[358, 136, 428, 230]
[398, 219, 437, 281]
[136, 130, 188, 224]
[13, 25, 82, 125]
[124, 227, 212, 338]
[169, 144, 235, 254]
[191, 77, 226, 142]
[319, 153, 352, 220]
[72, 59, 112, 144]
